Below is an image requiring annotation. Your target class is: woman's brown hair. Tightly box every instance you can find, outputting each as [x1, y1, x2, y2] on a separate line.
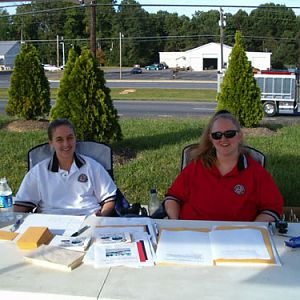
[189, 110, 243, 168]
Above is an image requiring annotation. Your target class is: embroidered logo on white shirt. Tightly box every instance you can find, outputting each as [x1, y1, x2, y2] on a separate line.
[78, 174, 88, 183]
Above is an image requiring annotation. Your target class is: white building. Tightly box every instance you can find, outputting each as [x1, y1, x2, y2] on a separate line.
[159, 42, 271, 71]
[0, 41, 21, 69]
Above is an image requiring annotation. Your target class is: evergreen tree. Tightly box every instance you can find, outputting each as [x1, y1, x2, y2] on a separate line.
[217, 31, 263, 127]
[50, 47, 122, 143]
[6, 43, 51, 120]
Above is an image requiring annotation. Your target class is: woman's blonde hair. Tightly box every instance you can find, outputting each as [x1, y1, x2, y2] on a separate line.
[189, 110, 243, 168]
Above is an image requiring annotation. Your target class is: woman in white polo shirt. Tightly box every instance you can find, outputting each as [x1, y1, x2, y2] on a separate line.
[14, 119, 117, 216]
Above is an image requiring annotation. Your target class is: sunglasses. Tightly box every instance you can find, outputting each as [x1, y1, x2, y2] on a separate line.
[211, 130, 239, 140]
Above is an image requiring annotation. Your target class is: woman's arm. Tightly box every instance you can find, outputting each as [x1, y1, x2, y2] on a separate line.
[13, 204, 34, 213]
[254, 213, 276, 222]
[164, 199, 181, 219]
[95, 199, 115, 216]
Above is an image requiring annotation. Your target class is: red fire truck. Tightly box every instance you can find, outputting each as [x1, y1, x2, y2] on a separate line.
[254, 70, 300, 116]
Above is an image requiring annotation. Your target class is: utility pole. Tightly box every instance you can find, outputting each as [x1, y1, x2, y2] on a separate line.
[219, 7, 226, 71]
[60, 37, 65, 67]
[90, 0, 96, 57]
[119, 32, 123, 80]
[56, 35, 60, 67]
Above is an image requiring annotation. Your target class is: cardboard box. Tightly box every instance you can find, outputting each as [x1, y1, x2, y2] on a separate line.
[0, 230, 18, 241]
[17, 227, 53, 250]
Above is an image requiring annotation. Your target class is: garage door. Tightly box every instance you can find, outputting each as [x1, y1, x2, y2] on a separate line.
[203, 58, 217, 70]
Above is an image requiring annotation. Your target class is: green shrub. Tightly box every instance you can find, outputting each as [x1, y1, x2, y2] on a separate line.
[6, 44, 50, 120]
[50, 47, 122, 143]
[217, 31, 263, 127]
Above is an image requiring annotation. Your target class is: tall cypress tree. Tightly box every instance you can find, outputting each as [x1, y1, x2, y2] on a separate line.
[217, 31, 263, 127]
[6, 43, 50, 120]
[50, 47, 122, 143]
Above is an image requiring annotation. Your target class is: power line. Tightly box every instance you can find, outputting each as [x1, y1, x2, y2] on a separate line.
[23, 33, 300, 44]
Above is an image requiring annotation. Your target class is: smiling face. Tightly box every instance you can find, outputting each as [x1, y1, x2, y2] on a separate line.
[48, 125, 76, 163]
[210, 117, 242, 158]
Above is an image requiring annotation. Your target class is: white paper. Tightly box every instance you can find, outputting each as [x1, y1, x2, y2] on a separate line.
[83, 243, 96, 265]
[16, 214, 85, 236]
[83, 231, 155, 267]
[99, 217, 157, 244]
[155, 229, 213, 265]
[96, 232, 131, 244]
[209, 228, 271, 260]
[94, 242, 140, 268]
[49, 235, 92, 252]
[93, 226, 146, 238]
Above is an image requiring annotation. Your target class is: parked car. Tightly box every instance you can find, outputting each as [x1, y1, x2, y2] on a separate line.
[145, 64, 163, 71]
[160, 62, 169, 69]
[130, 67, 142, 74]
[43, 64, 60, 72]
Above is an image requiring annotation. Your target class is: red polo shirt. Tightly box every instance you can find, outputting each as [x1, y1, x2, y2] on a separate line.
[165, 155, 283, 221]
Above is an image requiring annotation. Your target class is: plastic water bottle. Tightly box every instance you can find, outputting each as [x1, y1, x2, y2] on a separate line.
[0, 177, 14, 220]
[148, 188, 160, 217]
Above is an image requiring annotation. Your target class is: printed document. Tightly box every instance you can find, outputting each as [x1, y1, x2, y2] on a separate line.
[156, 228, 213, 265]
[16, 214, 85, 236]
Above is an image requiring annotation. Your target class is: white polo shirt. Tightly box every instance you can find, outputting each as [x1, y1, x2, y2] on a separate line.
[15, 153, 117, 215]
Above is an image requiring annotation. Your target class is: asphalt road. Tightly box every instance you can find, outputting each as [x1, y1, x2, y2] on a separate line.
[1, 99, 300, 123]
[0, 100, 216, 117]
[115, 101, 216, 118]
[0, 70, 218, 90]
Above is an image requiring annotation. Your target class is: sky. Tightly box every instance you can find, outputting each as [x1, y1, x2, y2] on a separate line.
[133, 1, 300, 16]
[0, 1, 300, 16]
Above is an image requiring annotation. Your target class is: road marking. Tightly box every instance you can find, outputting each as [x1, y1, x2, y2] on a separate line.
[192, 108, 215, 111]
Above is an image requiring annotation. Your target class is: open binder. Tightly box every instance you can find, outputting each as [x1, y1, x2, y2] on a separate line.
[155, 225, 279, 266]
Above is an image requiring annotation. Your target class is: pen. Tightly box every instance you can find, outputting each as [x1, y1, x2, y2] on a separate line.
[10, 218, 23, 232]
[70, 225, 90, 237]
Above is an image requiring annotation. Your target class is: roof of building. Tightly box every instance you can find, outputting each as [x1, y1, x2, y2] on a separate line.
[185, 42, 233, 53]
[0, 41, 20, 55]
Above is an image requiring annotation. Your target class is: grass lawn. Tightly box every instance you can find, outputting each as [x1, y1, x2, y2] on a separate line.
[109, 88, 216, 101]
[0, 87, 217, 102]
[0, 116, 299, 207]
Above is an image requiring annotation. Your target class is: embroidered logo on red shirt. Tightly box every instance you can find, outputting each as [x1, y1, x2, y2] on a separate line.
[78, 174, 88, 183]
[233, 184, 245, 195]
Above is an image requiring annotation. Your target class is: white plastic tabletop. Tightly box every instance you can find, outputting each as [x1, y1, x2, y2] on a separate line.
[0, 214, 299, 300]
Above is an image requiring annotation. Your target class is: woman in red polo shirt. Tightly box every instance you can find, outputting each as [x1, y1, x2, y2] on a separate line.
[164, 110, 283, 221]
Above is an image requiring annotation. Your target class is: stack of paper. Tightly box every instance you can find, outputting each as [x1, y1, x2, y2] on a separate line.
[155, 228, 212, 266]
[84, 226, 155, 267]
[15, 214, 85, 236]
[23, 245, 85, 271]
[155, 226, 280, 266]
[49, 235, 92, 252]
